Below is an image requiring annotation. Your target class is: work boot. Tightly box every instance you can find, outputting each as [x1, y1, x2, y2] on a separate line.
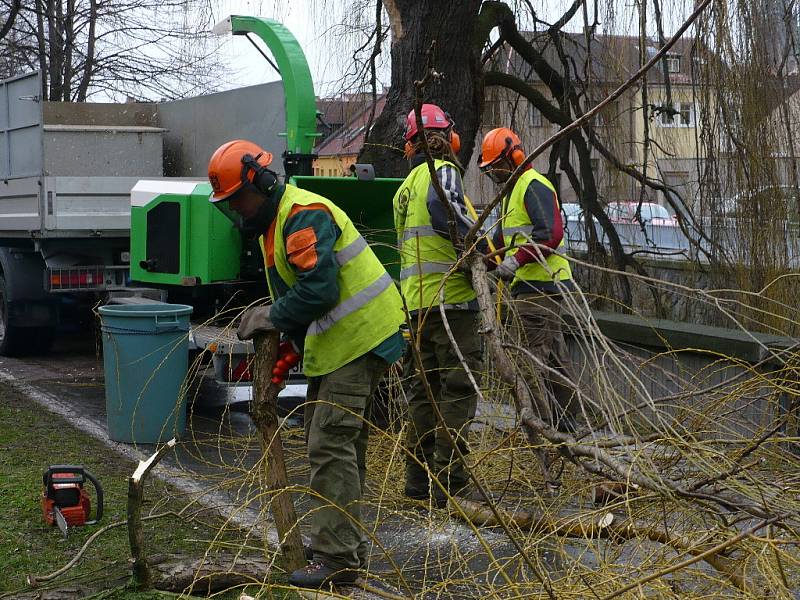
[554, 413, 581, 434]
[288, 561, 358, 588]
[404, 479, 431, 501]
[404, 462, 432, 500]
[429, 484, 449, 509]
[433, 482, 490, 509]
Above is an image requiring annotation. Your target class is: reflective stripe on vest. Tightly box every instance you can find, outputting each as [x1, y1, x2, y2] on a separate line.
[502, 169, 573, 285]
[335, 235, 368, 266]
[308, 272, 394, 335]
[401, 225, 437, 242]
[263, 185, 404, 377]
[399, 261, 455, 280]
[503, 225, 534, 237]
[393, 160, 476, 312]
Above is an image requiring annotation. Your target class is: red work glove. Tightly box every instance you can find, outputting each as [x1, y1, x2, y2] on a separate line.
[271, 340, 302, 384]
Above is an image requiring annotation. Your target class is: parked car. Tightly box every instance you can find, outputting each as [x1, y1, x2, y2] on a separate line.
[561, 202, 584, 222]
[606, 202, 677, 226]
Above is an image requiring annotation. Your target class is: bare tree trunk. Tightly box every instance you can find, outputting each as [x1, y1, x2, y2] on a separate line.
[75, 0, 96, 101]
[62, 0, 75, 100]
[34, 0, 48, 99]
[0, 0, 21, 42]
[359, 0, 484, 176]
[45, 0, 64, 100]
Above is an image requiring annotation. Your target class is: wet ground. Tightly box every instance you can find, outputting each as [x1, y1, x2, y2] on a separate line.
[0, 330, 541, 598]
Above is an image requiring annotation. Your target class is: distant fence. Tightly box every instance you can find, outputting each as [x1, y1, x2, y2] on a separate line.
[564, 218, 800, 266]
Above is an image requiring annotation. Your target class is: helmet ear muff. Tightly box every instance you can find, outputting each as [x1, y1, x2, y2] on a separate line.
[510, 146, 526, 166]
[442, 111, 461, 154]
[449, 131, 461, 154]
[241, 153, 278, 195]
[503, 136, 525, 167]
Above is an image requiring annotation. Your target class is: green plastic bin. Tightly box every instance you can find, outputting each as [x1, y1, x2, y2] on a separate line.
[99, 303, 193, 443]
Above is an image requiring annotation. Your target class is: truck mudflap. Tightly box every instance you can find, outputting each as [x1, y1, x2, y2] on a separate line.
[47, 266, 130, 292]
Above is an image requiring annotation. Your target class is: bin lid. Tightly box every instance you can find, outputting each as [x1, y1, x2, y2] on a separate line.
[98, 303, 194, 318]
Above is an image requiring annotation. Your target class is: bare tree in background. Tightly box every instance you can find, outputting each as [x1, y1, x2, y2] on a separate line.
[0, 0, 225, 101]
[350, 0, 800, 316]
[0, 1, 21, 42]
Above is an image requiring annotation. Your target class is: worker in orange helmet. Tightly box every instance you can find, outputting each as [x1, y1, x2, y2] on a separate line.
[478, 127, 583, 433]
[207, 139, 405, 588]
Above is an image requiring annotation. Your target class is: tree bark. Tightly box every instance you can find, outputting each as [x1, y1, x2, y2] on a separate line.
[251, 333, 306, 573]
[75, 0, 96, 101]
[128, 439, 177, 591]
[358, 0, 484, 176]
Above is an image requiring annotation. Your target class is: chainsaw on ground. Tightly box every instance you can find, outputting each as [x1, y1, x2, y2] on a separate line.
[41, 465, 103, 537]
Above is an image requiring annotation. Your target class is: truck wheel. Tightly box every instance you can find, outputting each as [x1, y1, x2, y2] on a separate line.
[0, 274, 55, 356]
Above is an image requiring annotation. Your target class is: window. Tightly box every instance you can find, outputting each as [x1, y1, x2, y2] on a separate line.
[657, 102, 695, 128]
[528, 104, 542, 127]
[665, 54, 681, 73]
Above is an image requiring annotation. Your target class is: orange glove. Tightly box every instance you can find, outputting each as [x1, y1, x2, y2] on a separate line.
[271, 340, 302, 384]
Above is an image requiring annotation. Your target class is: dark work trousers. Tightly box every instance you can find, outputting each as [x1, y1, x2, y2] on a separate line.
[404, 309, 482, 496]
[304, 352, 389, 569]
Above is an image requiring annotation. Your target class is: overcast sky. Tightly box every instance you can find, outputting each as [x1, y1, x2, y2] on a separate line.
[208, 0, 693, 99]
[210, 0, 371, 97]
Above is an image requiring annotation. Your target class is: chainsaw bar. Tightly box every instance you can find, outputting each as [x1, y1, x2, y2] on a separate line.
[54, 507, 69, 537]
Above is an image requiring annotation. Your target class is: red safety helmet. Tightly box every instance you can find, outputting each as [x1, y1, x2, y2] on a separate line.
[403, 103, 461, 155]
[207, 139, 274, 202]
[403, 103, 452, 140]
[478, 127, 525, 170]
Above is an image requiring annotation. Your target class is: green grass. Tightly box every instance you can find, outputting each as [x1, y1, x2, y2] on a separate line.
[0, 385, 295, 599]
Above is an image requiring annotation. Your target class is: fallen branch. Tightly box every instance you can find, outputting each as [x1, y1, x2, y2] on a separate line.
[251, 331, 306, 571]
[598, 514, 786, 599]
[147, 553, 268, 594]
[453, 498, 756, 592]
[26, 510, 183, 587]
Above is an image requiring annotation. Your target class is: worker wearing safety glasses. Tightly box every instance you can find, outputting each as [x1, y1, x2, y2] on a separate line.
[478, 127, 582, 434]
[207, 139, 405, 588]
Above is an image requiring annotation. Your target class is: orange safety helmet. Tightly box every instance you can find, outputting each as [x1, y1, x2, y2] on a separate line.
[477, 127, 525, 170]
[207, 139, 274, 202]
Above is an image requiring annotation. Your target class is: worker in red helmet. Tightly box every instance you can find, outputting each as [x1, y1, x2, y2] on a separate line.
[478, 127, 582, 433]
[393, 104, 488, 507]
[208, 139, 405, 588]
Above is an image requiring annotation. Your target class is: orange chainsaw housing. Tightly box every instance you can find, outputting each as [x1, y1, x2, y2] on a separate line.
[41, 471, 92, 527]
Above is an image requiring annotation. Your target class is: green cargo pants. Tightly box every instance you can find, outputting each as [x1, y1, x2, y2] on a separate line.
[510, 292, 580, 428]
[305, 352, 389, 570]
[404, 310, 482, 495]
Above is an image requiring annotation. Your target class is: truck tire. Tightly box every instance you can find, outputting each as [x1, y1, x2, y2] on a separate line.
[0, 273, 55, 356]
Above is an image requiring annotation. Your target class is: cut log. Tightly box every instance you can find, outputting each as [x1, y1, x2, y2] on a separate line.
[251, 332, 306, 572]
[149, 553, 270, 594]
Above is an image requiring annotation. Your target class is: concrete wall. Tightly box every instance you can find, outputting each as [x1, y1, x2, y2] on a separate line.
[157, 81, 287, 178]
[565, 310, 796, 439]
